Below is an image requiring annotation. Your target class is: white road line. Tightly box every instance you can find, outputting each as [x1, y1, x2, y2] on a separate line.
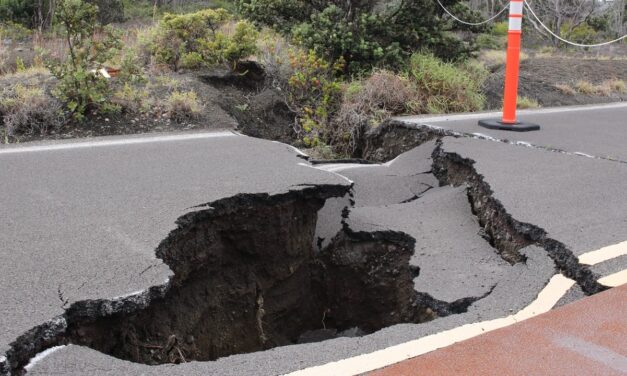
[0, 131, 237, 155]
[598, 269, 627, 287]
[395, 102, 627, 124]
[288, 238, 627, 376]
[578, 241, 627, 265]
[24, 346, 66, 371]
[286, 275, 575, 376]
[297, 163, 354, 185]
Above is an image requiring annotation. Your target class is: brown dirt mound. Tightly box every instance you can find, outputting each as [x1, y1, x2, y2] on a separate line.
[484, 57, 627, 109]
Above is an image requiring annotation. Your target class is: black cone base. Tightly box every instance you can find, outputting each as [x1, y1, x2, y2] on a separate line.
[478, 119, 540, 132]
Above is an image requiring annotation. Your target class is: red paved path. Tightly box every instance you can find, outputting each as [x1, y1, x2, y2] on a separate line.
[371, 284, 627, 376]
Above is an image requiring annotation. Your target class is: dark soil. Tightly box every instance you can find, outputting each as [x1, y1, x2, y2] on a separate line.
[484, 57, 627, 109]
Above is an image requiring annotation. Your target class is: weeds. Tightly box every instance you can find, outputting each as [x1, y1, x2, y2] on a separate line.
[166, 90, 202, 121]
[517, 96, 540, 109]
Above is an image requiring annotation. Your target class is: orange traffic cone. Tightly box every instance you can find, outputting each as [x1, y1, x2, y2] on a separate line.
[479, 0, 540, 131]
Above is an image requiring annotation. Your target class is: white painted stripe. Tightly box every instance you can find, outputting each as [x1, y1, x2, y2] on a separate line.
[509, 17, 522, 31]
[297, 163, 354, 185]
[578, 241, 627, 265]
[553, 335, 627, 373]
[24, 346, 66, 371]
[0, 131, 237, 155]
[509, 1, 523, 14]
[286, 275, 575, 376]
[598, 269, 627, 287]
[394, 102, 627, 124]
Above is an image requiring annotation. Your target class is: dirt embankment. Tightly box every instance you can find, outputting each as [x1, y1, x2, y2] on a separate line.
[484, 57, 627, 109]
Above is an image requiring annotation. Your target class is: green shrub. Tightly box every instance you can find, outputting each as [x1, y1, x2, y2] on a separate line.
[0, 20, 32, 41]
[560, 22, 598, 44]
[180, 51, 204, 69]
[200, 20, 259, 68]
[144, 9, 258, 70]
[286, 49, 343, 147]
[240, 0, 474, 74]
[47, 0, 122, 120]
[0, 0, 34, 26]
[166, 90, 202, 121]
[116, 47, 147, 84]
[492, 21, 509, 36]
[476, 33, 505, 50]
[408, 52, 485, 113]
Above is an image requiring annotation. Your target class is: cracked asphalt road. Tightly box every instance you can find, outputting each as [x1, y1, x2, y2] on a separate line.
[2, 103, 627, 376]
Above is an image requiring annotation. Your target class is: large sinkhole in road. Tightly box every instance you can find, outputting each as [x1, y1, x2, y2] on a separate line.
[66, 188, 435, 365]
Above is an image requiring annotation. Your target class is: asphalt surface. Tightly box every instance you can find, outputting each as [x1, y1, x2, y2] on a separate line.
[3, 103, 627, 376]
[398, 102, 627, 162]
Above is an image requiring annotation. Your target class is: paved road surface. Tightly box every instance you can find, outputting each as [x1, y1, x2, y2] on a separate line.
[397, 102, 627, 162]
[2, 103, 626, 375]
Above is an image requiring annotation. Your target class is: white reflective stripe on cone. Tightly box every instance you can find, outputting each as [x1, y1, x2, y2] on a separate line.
[509, 17, 522, 31]
[509, 1, 523, 15]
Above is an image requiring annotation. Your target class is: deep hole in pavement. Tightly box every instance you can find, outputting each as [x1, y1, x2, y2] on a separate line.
[5, 137, 607, 375]
[62, 188, 435, 365]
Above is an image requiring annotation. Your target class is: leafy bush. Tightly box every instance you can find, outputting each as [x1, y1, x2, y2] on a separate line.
[180, 51, 204, 69]
[408, 52, 485, 113]
[476, 33, 505, 50]
[286, 49, 343, 147]
[0, 20, 32, 41]
[0, 0, 34, 26]
[166, 90, 202, 121]
[200, 20, 258, 68]
[492, 21, 509, 36]
[0, 84, 64, 139]
[240, 0, 474, 74]
[144, 9, 258, 70]
[86, 0, 125, 24]
[561, 22, 598, 44]
[47, 0, 122, 120]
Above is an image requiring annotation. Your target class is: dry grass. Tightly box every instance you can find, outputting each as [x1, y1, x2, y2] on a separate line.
[517, 96, 540, 109]
[331, 70, 417, 154]
[0, 83, 64, 140]
[166, 90, 202, 121]
[575, 79, 626, 96]
[480, 49, 529, 66]
[554, 83, 576, 95]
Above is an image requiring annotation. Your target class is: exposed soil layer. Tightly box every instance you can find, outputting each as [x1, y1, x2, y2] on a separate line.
[484, 57, 627, 109]
[361, 120, 446, 162]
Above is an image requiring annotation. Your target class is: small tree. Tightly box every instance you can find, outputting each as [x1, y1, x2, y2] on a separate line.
[48, 0, 121, 120]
